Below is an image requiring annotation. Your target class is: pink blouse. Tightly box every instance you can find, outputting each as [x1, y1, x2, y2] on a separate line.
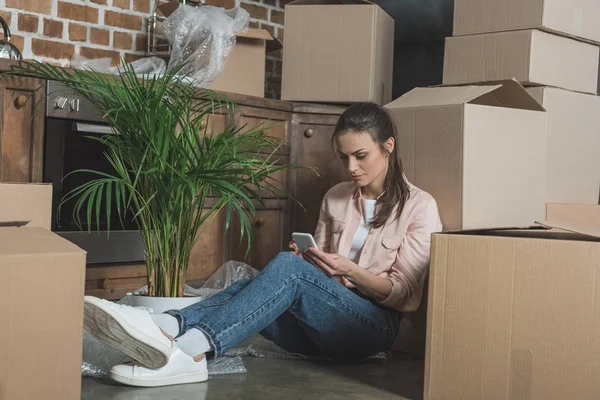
[314, 181, 443, 312]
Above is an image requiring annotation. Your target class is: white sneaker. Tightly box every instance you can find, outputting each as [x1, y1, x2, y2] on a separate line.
[109, 345, 208, 387]
[83, 296, 172, 368]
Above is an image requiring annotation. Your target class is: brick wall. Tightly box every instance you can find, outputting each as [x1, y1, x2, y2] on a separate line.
[0, 0, 287, 98]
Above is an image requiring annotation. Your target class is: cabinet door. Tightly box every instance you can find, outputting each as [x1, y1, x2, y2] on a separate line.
[0, 76, 45, 182]
[291, 123, 347, 235]
[229, 201, 287, 271]
[186, 208, 230, 282]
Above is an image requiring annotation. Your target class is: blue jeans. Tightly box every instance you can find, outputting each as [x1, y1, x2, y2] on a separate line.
[165, 252, 400, 361]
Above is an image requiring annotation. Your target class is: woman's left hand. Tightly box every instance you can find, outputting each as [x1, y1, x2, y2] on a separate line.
[303, 247, 356, 278]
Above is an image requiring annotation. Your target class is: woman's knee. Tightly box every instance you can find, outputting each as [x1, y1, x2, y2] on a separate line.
[264, 251, 313, 276]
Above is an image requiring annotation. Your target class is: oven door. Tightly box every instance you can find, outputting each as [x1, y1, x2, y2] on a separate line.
[44, 118, 145, 264]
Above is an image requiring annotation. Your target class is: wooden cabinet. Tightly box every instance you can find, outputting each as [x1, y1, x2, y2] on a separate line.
[0, 75, 45, 182]
[289, 104, 346, 235]
[229, 200, 288, 271]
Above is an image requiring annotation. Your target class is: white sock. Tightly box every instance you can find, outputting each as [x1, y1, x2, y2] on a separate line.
[151, 314, 180, 338]
[176, 328, 212, 357]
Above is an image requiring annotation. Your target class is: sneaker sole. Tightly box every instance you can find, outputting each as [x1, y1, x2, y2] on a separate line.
[109, 369, 208, 387]
[83, 297, 170, 369]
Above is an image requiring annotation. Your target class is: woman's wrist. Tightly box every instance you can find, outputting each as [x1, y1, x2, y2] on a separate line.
[345, 261, 362, 281]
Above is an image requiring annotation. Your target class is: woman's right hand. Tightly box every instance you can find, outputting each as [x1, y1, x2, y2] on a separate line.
[289, 240, 303, 259]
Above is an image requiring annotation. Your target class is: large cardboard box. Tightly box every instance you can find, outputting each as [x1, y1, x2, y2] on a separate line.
[385, 80, 547, 231]
[453, 0, 600, 44]
[0, 183, 86, 400]
[443, 30, 599, 95]
[209, 29, 280, 98]
[526, 87, 600, 204]
[281, 0, 394, 105]
[425, 222, 600, 400]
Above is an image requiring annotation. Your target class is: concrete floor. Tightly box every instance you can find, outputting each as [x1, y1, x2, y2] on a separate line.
[82, 352, 424, 399]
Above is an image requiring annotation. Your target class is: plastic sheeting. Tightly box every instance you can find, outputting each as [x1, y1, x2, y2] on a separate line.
[71, 4, 249, 87]
[81, 261, 390, 379]
[163, 4, 248, 85]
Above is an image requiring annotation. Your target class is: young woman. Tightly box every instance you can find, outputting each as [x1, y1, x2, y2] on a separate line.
[83, 102, 443, 387]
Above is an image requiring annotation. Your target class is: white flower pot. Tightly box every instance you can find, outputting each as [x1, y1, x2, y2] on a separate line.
[126, 294, 202, 314]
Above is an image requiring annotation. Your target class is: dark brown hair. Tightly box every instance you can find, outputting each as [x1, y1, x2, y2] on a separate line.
[332, 102, 410, 228]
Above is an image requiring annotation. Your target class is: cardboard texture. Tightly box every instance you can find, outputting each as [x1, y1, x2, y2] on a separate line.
[453, 0, 600, 45]
[281, 0, 394, 104]
[443, 29, 599, 95]
[425, 224, 600, 400]
[526, 87, 600, 204]
[0, 184, 86, 400]
[385, 80, 547, 231]
[209, 29, 279, 98]
[0, 183, 52, 230]
[546, 204, 600, 227]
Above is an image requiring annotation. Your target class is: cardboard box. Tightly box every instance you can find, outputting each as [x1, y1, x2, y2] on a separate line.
[453, 0, 600, 44]
[0, 184, 86, 400]
[546, 204, 600, 226]
[209, 29, 280, 98]
[385, 80, 547, 231]
[281, 0, 394, 105]
[158, 0, 279, 98]
[443, 30, 599, 95]
[0, 183, 52, 229]
[425, 222, 600, 400]
[526, 87, 600, 204]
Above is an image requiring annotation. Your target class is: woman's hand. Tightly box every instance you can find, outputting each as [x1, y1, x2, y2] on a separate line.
[288, 240, 303, 259]
[305, 247, 393, 301]
[303, 247, 357, 278]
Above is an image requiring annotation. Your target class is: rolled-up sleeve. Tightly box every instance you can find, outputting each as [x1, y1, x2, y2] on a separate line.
[313, 197, 331, 252]
[378, 197, 443, 311]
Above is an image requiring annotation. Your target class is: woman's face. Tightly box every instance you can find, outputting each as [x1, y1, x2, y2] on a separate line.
[335, 130, 393, 190]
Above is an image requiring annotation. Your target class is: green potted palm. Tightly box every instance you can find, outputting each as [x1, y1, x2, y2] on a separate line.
[2, 60, 300, 309]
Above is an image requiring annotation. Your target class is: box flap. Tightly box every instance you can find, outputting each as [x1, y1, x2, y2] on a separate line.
[0, 227, 86, 257]
[546, 204, 600, 227]
[287, 0, 375, 5]
[386, 79, 546, 111]
[235, 29, 283, 52]
[385, 84, 501, 109]
[536, 220, 600, 239]
[235, 29, 273, 41]
[466, 78, 546, 111]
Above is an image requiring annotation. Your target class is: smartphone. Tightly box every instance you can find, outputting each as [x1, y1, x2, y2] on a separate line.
[292, 232, 319, 253]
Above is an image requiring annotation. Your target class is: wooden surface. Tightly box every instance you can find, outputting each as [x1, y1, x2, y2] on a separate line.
[0, 75, 45, 182]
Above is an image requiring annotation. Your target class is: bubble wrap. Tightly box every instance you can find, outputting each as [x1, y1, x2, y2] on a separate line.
[163, 4, 249, 85]
[81, 261, 389, 379]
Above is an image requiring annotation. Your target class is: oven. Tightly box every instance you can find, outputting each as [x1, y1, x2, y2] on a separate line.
[44, 81, 145, 264]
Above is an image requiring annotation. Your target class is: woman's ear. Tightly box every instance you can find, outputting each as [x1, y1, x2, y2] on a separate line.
[384, 137, 395, 154]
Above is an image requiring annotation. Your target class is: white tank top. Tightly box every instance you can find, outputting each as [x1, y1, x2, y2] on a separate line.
[347, 199, 377, 263]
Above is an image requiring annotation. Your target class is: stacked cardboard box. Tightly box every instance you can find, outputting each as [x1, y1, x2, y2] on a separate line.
[384, 1, 600, 398]
[445, 0, 600, 205]
[281, 0, 395, 105]
[0, 183, 86, 400]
